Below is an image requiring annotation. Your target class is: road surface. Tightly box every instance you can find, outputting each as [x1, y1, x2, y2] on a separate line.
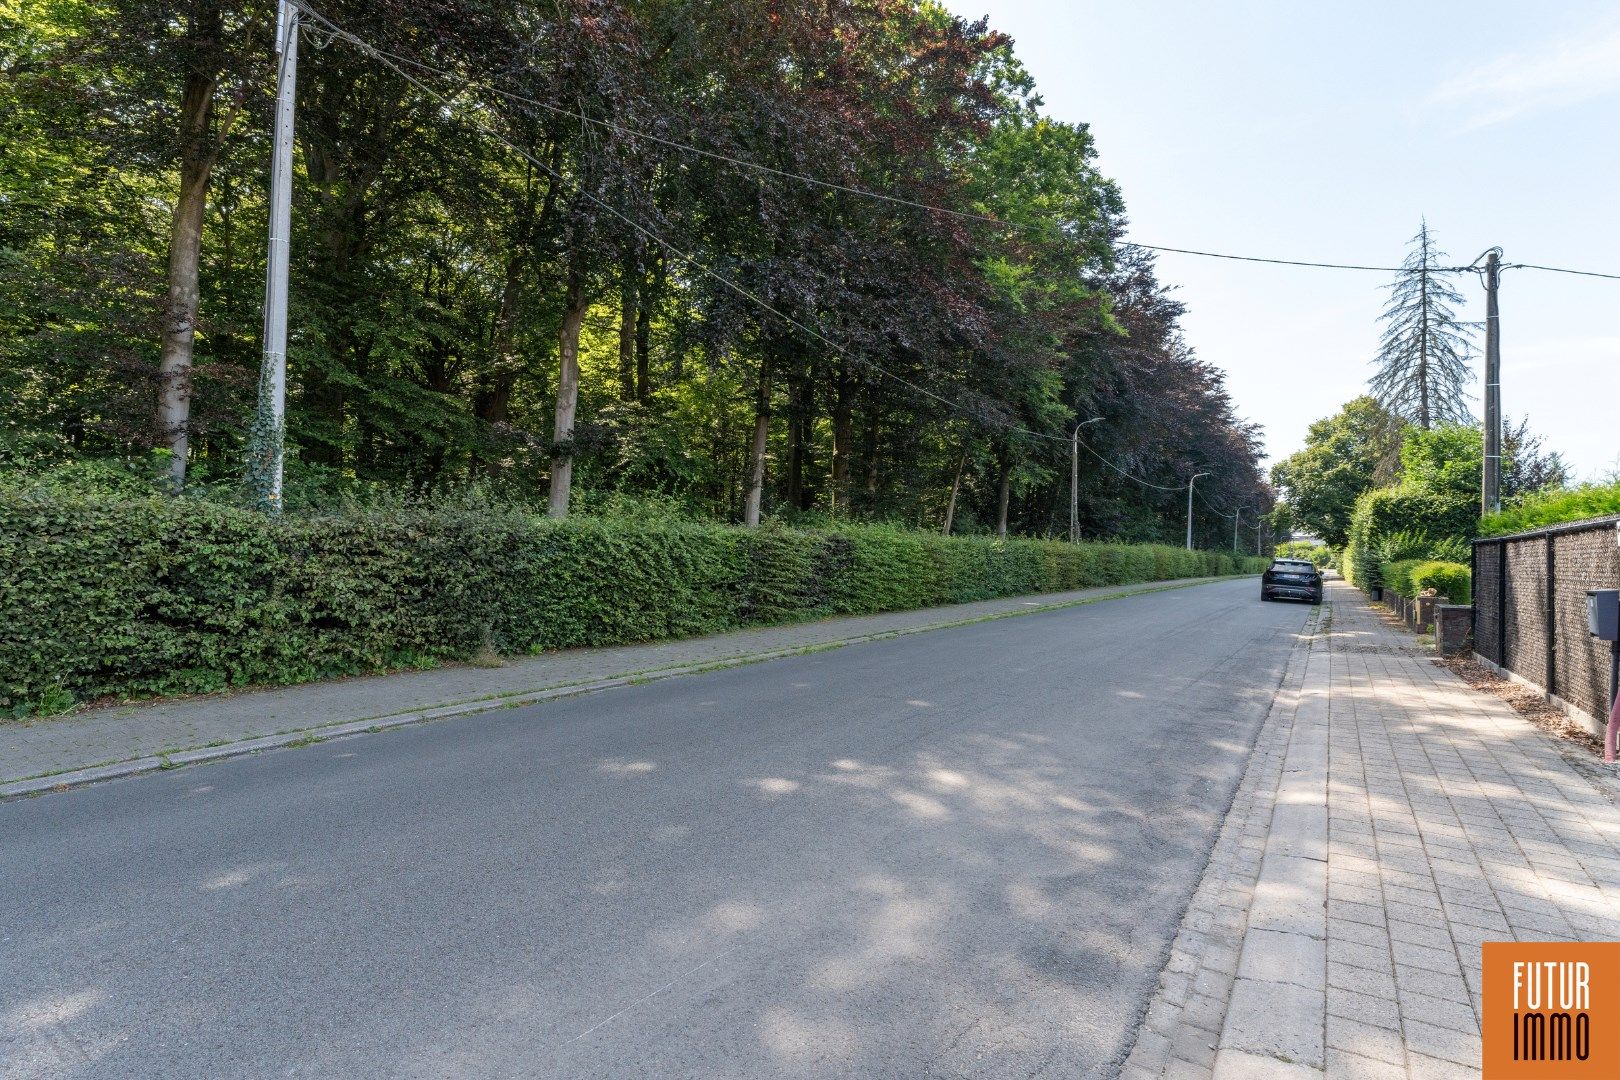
[1, 579, 1310, 1078]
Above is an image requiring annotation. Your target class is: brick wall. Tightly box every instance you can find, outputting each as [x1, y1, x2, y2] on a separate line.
[1473, 516, 1620, 726]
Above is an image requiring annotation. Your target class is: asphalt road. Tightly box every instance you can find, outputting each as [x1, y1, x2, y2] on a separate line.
[1, 579, 1311, 1079]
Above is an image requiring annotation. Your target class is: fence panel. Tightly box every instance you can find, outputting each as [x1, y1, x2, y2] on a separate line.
[1472, 516, 1619, 726]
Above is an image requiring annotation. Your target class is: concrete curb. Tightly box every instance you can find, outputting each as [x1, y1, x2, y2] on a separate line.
[2, 575, 1236, 801]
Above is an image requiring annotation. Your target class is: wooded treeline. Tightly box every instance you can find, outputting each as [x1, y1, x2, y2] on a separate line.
[2, 0, 1271, 545]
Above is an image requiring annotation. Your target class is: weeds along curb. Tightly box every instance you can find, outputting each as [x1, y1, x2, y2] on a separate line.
[1, 575, 1244, 800]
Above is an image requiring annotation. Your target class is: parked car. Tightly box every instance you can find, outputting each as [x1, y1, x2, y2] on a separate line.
[1261, 558, 1323, 603]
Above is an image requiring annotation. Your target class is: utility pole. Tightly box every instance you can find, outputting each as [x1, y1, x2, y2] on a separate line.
[1232, 507, 1241, 552]
[1481, 249, 1502, 517]
[1070, 417, 1103, 543]
[247, 0, 300, 512]
[1185, 472, 1209, 551]
[1255, 517, 1263, 557]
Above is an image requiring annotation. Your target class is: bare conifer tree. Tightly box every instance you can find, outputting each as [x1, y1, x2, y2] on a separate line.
[1369, 221, 1475, 429]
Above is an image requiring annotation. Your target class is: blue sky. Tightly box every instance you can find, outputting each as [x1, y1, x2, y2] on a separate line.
[943, 1, 1620, 479]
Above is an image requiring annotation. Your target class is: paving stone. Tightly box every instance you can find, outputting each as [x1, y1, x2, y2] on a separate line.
[1324, 1047, 1406, 1080]
[1391, 939, 1462, 977]
[1326, 1013, 1406, 1066]
[1403, 1020, 1479, 1068]
[1168, 1023, 1220, 1070]
[1327, 936, 1393, 974]
[1396, 989, 1478, 1035]
[1326, 986, 1400, 1031]
[1221, 978, 1324, 1068]
[1238, 929, 1327, 990]
[1212, 1048, 1324, 1080]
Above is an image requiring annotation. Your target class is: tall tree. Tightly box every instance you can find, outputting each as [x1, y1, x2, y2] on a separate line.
[1369, 221, 1474, 429]
[1271, 396, 1399, 548]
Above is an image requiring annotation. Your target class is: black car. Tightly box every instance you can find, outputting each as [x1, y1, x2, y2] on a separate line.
[1261, 558, 1323, 603]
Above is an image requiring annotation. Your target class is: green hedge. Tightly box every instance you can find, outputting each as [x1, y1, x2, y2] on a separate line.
[1378, 558, 1426, 599]
[0, 494, 1265, 713]
[1376, 558, 1471, 605]
[1479, 481, 1620, 537]
[1344, 485, 1477, 590]
[1410, 561, 1471, 605]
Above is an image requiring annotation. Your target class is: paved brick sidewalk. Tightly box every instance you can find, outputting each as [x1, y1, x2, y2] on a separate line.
[1, 576, 1224, 793]
[1124, 579, 1620, 1080]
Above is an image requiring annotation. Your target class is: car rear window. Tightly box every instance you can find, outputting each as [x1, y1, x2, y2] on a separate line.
[1269, 561, 1316, 573]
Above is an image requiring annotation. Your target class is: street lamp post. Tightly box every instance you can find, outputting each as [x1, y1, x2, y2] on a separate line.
[1185, 472, 1210, 551]
[1070, 417, 1104, 543]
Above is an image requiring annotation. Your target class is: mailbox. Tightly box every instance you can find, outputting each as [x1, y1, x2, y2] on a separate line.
[1590, 589, 1620, 641]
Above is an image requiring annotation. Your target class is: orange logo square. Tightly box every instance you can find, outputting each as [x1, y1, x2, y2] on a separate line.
[1483, 941, 1620, 1078]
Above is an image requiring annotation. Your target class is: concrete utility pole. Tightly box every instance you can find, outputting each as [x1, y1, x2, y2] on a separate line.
[1185, 472, 1209, 551]
[248, 0, 300, 512]
[1070, 417, 1103, 543]
[1232, 507, 1242, 553]
[1481, 249, 1503, 517]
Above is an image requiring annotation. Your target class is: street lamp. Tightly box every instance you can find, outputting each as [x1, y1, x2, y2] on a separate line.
[1185, 472, 1210, 551]
[1070, 417, 1105, 543]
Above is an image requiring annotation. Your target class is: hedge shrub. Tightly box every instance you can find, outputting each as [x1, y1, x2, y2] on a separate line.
[1478, 481, 1620, 537]
[0, 493, 1265, 713]
[1378, 559, 1425, 599]
[1409, 561, 1472, 605]
[1375, 558, 1472, 605]
[1344, 485, 1477, 590]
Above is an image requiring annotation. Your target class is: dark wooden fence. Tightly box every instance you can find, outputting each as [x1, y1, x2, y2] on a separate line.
[1472, 515, 1619, 726]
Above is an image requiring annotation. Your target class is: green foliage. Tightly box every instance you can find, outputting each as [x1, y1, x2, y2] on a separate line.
[1479, 480, 1620, 537]
[1376, 558, 1471, 604]
[0, 493, 1264, 713]
[1378, 559, 1426, 599]
[1344, 486, 1477, 590]
[1270, 397, 1399, 548]
[1398, 425, 1482, 499]
[1274, 540, 1334, 569]
[1, 0, 1274, 550]
[1410, 561, 1472, 604]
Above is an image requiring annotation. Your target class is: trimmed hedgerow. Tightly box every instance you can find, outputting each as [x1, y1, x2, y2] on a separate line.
[0, 493, 1265, 714]
[1409, 560, 1472, 605]
[1376, 558, 1472, 605]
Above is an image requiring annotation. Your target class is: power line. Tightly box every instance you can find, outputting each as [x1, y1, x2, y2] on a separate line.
[1506, 262, 1620, 281]
[291, 1, 1454, 278]
[1074, 434, 1185, 492]
[1125, 244, 1457, 274]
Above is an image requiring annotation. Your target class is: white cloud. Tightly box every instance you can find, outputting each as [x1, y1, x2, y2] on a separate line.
[1430, 20, 1620, 128]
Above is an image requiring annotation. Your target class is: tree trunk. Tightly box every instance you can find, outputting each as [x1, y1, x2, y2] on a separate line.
[156, 8, 225, 489]
[995, 456, 1012, 538]
[864, 407, 882, 498]
[943, 450, 967, 535]
[830, 368, 853, 513]
[742, 366, 772, 527]
[785, 380, 804, 510]
[1417, 266, 1430, 429]
[634, 289, 652, 401]
[617, 253, 638, 402]
[549, 276, 588, 518]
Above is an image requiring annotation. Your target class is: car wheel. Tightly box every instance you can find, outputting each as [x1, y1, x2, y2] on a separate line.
[1260, 592, 1273, 602]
